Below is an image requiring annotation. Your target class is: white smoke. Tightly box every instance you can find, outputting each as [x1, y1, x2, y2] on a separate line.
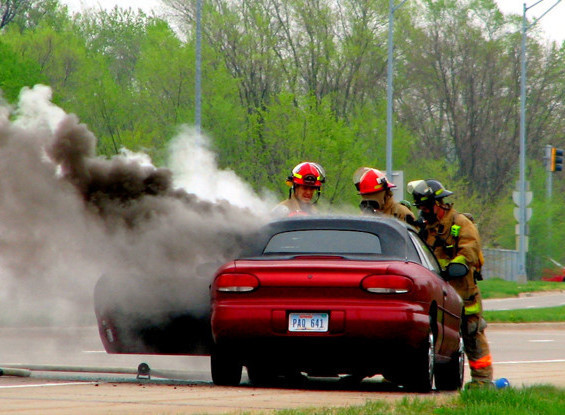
[12, 85, 67, 133]
[168, 125, 275, 214]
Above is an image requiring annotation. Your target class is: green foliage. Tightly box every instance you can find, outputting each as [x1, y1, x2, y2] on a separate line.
[0, 39, 46, 102]
[525, 161, 565, 277]
[10, 0, 71, 32]
[484, 305, 565, 323]
[76, 7, 150, 86]
[238, 92, 404, 207]
[3, 0, 565, 280]
[479, 278, 564, 299]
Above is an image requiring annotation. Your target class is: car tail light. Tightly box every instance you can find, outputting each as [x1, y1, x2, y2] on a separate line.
[215, 273, 259, 293]
[361, 274, 413, 294]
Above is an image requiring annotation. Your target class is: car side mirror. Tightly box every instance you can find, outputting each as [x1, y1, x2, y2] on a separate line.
[443, 262, 469, 280]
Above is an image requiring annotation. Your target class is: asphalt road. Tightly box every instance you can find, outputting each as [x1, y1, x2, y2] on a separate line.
[483, 290, 565, 311]
[0, 293, 564, 414]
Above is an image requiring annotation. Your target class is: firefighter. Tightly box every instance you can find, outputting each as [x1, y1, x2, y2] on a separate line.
[407, 179, 493, 389]
[354, 167, 415, 224]
[272, 162, 325, 217]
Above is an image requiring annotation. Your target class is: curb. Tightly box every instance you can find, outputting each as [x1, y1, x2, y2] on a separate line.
[488, 322, 565, 330]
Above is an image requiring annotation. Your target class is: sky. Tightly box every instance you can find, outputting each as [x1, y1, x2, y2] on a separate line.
[64, 0, 565, 44]
[497, 0, 565, 43]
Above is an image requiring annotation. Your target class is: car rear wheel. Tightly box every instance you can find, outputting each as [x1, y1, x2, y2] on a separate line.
[435, 332, 464, 390]
[246, 363, 278, 386]
[211, 346, 242, 386]
[405, 330, 435, 392]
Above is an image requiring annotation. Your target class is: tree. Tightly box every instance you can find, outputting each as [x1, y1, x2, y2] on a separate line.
[1, 0, 31, 28]
[8, 0, 68, 32]
[164, 0, 392, 117]
[75, 7, 151, 89]
[0, 40, 46, 102]
[398, 0, 565, 203]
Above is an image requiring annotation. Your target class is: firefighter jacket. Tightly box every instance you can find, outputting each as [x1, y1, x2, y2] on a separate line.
[272, 193, 317, 217]
[422, 206, 483, 304]
[361, 195, 416, 224]
[382, 196, 416, 223]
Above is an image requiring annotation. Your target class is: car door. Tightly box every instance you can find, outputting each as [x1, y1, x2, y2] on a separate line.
[407, 231, 448, 350]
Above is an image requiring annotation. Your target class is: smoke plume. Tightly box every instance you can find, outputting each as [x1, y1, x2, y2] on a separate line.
[0, 85, 271, 327]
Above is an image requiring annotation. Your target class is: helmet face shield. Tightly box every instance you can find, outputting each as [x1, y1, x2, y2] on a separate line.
[407, 180, 432, 207]
[353, 167, 371, 191]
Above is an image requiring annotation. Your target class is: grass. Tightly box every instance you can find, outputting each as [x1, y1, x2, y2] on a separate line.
[479, 278, 564, 299]
[484, 305, 565, 323]
[272, 385, 565, 415]
[479, 278, 565, 322]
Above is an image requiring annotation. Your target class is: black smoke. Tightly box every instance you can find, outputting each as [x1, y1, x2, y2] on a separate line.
[0, 85, 268, 334]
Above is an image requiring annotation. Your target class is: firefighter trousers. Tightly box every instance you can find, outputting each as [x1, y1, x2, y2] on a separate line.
[462, 312, 493, 382]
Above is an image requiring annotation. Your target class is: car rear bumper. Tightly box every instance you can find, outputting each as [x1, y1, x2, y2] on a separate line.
[212, 302, 432, 375]
[212, 301, 430, 348]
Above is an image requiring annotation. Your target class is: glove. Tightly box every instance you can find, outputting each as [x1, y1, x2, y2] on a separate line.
[438, 258, 450, 268]
[451, 255, 467, 265]
[438, 255, 466, 269]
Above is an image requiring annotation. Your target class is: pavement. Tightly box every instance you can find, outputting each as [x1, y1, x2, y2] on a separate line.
[483, 290, 565, 311]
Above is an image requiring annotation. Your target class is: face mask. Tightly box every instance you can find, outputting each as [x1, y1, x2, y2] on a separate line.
[421, 208, 437, 223]
[360, 200, 380, 214]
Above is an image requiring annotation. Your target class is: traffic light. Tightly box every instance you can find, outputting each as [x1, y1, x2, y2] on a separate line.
[550, 147, 564, 172]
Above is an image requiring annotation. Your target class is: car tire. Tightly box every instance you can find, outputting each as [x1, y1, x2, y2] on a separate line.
[246, 364, 277, 386]
[405, 330, 435, 392]
[435, 332, 464, 391]
[210, 346, 242, 386]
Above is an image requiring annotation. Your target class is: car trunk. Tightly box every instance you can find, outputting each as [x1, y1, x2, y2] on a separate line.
[212, 257, 432, 353]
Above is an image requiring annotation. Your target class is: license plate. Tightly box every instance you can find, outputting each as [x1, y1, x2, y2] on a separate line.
[288, 313, 329, 332]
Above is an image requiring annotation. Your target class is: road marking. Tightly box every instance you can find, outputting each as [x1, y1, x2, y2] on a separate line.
[82, 350, 107, 354]
[0, 382, 96, 389]
[528, 339, 554, 343]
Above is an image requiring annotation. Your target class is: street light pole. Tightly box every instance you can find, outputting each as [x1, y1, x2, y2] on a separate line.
[386, 0, 408, 181]
[517, 0, 561, 281]
[195, 0, 202, 133]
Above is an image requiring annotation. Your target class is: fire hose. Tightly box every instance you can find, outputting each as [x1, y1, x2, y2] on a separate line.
[0, 367, 32, 377]
[0, 363, 191, 380]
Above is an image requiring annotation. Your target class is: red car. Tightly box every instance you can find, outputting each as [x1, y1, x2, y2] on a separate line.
[210, 215, 465, 392]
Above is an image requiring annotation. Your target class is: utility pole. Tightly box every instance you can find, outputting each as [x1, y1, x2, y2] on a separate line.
[545, 144, 553, 200]
[517, 0, 561, 282]
[195, 0, 202, 133]
[385, 0, 408, 181]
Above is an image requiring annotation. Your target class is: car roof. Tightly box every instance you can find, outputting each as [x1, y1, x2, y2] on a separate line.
[238, 214, 421, 262]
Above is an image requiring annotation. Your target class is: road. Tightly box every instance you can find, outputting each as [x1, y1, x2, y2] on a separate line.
[483, 290, 565, 311]
[0, 321, 564, 414]
[0, 293, 564, 414]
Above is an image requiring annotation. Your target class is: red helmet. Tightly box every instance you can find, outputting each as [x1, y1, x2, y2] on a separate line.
[358, 168, 396, 195]
[287, 162, 326, 188]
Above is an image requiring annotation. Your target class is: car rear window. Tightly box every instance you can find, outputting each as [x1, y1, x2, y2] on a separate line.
[263, 230, 381, 255]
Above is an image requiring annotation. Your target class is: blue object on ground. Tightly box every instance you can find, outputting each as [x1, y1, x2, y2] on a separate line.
[493, 378, 510, 389]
